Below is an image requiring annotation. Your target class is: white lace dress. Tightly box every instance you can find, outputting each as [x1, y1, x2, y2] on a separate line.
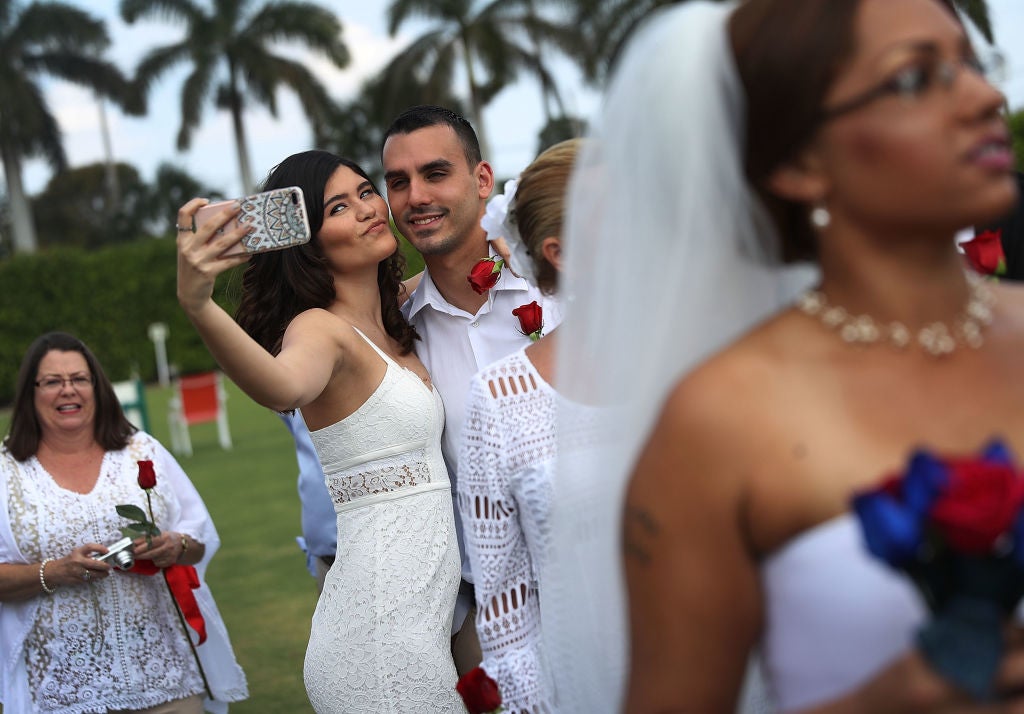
[457, 349, 560, 714]
[0, 432, 248, 714]
[303, 328, 464, 714]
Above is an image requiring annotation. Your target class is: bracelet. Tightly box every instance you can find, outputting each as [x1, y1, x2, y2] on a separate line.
[180, 534, 189, 557]
[39, 558, 57, 594]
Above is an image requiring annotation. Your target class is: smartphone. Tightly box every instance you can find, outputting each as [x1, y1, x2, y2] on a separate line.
[195, 186, 312, 256]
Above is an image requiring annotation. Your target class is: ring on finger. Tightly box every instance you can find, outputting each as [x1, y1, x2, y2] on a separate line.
[82, 569, 91, 581]
[175, 224, 194, 233]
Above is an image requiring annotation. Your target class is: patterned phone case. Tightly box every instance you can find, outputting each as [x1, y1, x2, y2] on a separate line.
[198, 186, 311, 255]
[234, 186, 311, 253]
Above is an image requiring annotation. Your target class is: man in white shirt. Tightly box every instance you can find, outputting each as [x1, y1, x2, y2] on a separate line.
[382, 105, 562, 674]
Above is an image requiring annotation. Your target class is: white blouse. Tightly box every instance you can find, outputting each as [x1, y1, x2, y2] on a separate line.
[0, 432, 247, 714]
[458, 349, 558, 714]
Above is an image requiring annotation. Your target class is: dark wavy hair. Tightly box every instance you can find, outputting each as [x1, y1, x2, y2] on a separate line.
[730, 0, 962, 263]
[4, 332, 135, 461]
[234, 150, 418, 355]
[383, 105, 483, 167]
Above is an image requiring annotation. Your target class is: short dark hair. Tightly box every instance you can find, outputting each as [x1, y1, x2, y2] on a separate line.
[4, 332, 134, 461]
[383, 105, 483, 168]
[234, 150, 418, 356]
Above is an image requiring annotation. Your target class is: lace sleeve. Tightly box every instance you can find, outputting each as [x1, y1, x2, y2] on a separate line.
[458, 369, 554, 714]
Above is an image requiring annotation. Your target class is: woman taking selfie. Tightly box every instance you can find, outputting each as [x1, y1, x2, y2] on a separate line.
[175, 150, 462, 713]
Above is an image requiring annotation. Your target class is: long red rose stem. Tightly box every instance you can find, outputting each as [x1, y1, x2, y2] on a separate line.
[163, 569, 213, 700]
[145, 490, 156, 547]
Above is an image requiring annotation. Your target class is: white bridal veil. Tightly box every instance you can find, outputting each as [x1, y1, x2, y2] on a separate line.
[543, 1, 816, 711]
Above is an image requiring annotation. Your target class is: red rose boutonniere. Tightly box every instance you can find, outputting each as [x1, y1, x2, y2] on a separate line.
[456, 666, 503, 714]
[513, 301, 544, 342]
[468, 257, 504, 294]
[961, 229, 1006, 277]
[852, 441, 1024, 700]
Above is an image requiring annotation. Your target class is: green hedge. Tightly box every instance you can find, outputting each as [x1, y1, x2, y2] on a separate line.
[0, 234, 425, 407]
[0, 239, 234, 406]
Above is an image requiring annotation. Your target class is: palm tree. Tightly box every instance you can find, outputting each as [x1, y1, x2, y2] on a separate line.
[316, 72, 467, 184]
[120, 0, 350, 194]
[568, 0, 993, 87]
[384, 0, 579, 160]
[952, 0, 993, 43]
[0, 1, 139, 254]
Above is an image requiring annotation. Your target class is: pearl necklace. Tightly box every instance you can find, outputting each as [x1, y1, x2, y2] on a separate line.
[796, 274, 996, 357]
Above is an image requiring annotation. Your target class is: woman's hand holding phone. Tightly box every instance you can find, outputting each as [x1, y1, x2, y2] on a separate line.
[175, 197, 253, 317]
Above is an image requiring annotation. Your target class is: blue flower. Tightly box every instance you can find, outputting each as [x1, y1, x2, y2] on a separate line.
[852, 490, 924, 566]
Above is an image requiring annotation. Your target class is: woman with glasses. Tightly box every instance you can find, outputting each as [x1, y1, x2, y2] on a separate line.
[542, 0, 1023, 712]
[0, 332, 247, 713]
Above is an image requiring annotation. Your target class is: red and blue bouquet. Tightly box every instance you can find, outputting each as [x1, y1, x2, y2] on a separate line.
[852, 441, 1024, 700]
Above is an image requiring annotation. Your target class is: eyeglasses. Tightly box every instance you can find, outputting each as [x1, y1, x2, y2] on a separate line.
[820, 47, 1007, 121]
[34, 374, 94, 392]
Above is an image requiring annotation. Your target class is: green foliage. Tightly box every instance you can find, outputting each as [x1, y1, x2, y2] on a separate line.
[0, 233, 425, 407]
[1010, 107, 1024, 173]
[30, 161, 226, 249]
[121, 0, 351, 191]
[536, 114, 586, 155]
[0, 238, 235, 406]
[33, 162, 154, 249]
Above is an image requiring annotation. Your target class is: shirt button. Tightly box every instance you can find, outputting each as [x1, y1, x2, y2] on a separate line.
[471, 321, 480, 327]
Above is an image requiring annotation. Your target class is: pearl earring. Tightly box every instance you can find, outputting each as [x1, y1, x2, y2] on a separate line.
[810, 204, 831, 230]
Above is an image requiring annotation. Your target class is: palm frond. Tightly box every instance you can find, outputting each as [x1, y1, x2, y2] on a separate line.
[953, 0, 994, 43]
[176, 64, 216, 149]
[14, 2, 109, 52]
[120, 0, 202, 25]
[244, 1, 349, 67]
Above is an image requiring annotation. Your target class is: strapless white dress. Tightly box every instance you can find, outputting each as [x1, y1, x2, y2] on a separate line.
[303, 329, 463, 713]
[760, 515, 926, 711]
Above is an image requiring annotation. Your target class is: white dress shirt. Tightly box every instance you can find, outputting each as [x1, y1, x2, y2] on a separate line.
[402, 264, 563, 589]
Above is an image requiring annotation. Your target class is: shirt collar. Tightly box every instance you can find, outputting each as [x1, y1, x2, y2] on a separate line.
[405, 259, 532, 319]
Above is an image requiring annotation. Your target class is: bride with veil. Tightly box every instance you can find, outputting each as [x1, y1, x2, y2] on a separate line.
[543, 0, 1022, 711]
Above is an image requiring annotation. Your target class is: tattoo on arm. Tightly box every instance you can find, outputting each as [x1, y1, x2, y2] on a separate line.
[623, 505, 661, 566]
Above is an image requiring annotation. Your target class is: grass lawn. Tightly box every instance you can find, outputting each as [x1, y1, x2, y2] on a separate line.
[1, 380, 318, 713]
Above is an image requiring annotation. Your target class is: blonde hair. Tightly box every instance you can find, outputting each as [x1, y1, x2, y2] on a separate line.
[513, 138, 583, 294]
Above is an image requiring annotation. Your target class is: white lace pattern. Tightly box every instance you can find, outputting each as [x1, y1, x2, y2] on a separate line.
[6, 444, 205, 713]
[304, 329, 464, 713]
[458, 350, 566, 714]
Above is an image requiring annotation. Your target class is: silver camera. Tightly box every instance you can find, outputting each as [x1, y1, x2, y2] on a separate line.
[92, 537, 136, 570]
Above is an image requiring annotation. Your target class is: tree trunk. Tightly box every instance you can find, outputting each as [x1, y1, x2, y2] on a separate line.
[1, 141, 38, 254]
[459, 35, 492, 161]
[227, 65, 254, 194]
[98, 97, 120, 215]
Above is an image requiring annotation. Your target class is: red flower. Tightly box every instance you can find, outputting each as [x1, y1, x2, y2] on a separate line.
[468, 258, 504, 294]
[961, 229, 1006, 276]
[513, 301, 544, 341]
[930, 456, 1024, 554]
[456, 667, 502, 714]
[137, 460, 157, 490]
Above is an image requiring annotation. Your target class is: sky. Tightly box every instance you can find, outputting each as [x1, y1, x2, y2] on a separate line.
[15, 0, 1024, 200]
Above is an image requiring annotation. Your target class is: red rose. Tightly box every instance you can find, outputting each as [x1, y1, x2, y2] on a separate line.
[456, 666, 502, 714]
[961, 229, 1006, 275]
[512, 301, 544, 341]
[930, 457, 1024, 554]
[137, 460, 157, 490]
[468, 258, 504, 294]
